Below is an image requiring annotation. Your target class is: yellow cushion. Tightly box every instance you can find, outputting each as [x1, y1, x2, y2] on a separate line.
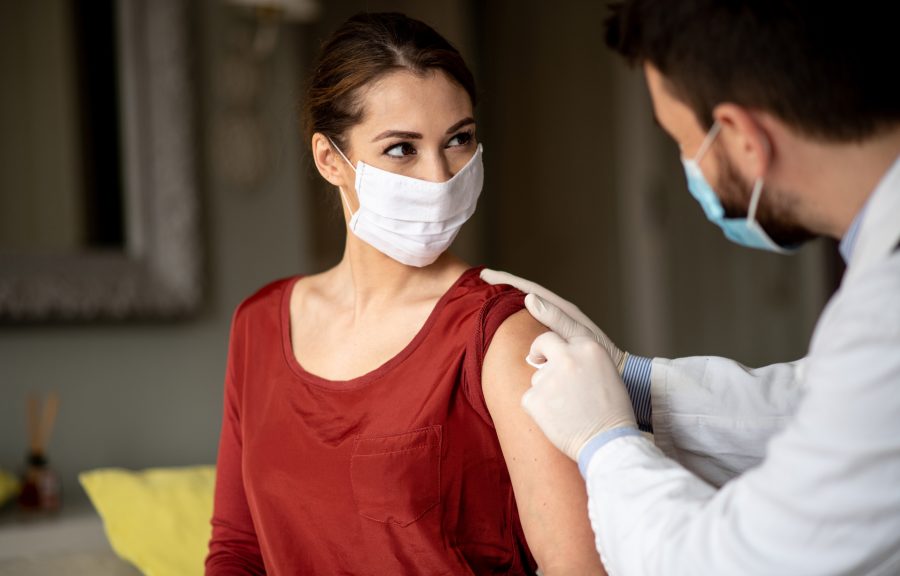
[0, 469, 20, 506]
[79, 466, 215, 576]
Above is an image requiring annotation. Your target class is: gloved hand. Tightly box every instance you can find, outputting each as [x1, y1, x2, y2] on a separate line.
[480, 268, 628, 373]
[522, 332, 637, 461]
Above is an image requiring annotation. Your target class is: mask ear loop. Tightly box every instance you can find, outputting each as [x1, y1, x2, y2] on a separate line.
[693, 121, 722, 163]
[327, 137, 356, 172]
[746, 131, 772, 223]
[326, 136, 358, 217]
[747, 178, 764, 222]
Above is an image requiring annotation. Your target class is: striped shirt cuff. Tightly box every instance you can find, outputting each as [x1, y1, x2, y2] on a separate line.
[577, 427, 643, 477]
[622, 355, 653, 432]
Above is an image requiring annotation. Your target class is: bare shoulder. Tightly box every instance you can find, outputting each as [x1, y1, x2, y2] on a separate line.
[494, 308, 548, 343]
[483, 310, 546, 381]
[482, 309, 547, 406]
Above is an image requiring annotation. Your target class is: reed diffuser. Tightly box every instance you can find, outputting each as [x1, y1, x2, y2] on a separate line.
[18, 391, 61, 513]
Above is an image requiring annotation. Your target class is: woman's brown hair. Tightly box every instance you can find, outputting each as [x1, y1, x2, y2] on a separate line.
[303, 12, 477, 153]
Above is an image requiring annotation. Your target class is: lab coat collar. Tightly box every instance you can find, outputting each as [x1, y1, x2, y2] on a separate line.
[844, 154, 900, 283]
[838, 202, 867, 264]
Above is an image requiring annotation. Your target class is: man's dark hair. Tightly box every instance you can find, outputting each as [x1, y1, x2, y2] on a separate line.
[605, 1, 900, 142]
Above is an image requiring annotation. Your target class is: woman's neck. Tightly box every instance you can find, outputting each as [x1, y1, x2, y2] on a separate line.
[329, 234, 468, 317]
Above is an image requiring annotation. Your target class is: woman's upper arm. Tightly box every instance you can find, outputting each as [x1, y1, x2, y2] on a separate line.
[483, 309, 606, 576]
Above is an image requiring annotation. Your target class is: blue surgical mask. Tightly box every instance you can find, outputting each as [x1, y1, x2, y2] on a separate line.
[681, 121, 797, 254]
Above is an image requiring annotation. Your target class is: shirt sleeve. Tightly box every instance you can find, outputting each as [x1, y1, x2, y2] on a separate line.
[622, 354, 653, 431]
[462, 288, 526, 428]
[205, 310, 266, 575]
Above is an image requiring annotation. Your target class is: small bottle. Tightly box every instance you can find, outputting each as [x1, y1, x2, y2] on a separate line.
[18, 452, 61, 513]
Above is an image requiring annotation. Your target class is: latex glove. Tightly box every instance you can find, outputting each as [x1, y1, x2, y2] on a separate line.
[522, 332, 637, 461]
[480, 268, 628, 373]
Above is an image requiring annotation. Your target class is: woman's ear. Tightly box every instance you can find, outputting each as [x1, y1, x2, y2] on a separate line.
[312, 133, 350, 187]
[712, 103, 772, 182]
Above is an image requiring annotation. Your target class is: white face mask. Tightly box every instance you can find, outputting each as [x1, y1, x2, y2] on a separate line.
[329, 138, 484, 267]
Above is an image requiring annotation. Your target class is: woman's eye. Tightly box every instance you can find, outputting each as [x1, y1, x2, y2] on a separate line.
[447, 131, 473, 148]
[385, 142, 417, 158]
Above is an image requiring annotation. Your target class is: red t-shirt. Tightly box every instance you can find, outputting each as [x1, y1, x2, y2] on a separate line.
[206, 267, 538, 575]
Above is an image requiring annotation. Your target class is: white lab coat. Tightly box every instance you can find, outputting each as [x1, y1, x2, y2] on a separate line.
[584, 156, 900, 576]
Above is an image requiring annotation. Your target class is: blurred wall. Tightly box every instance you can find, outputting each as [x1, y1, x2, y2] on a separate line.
[472, 0, 627, 348]
[0, 0, 312, 504]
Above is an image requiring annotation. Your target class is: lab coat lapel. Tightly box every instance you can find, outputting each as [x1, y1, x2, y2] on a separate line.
[844, 155, 900, 284]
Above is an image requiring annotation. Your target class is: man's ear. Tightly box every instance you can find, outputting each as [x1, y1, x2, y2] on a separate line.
[312, 133, 350, 188]
[712, 103, 771, 182]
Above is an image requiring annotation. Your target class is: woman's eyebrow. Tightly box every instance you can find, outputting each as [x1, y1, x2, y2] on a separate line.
[371, 130, 422, 142]
[370, 117, 476, 142]
[446, 117, 475, 134]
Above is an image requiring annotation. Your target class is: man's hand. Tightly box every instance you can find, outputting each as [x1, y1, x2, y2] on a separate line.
[522, 332, 637, 461]
[480, 269, 628, 374]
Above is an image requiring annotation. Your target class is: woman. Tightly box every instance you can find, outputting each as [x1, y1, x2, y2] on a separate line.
[206, 12, 604, 575]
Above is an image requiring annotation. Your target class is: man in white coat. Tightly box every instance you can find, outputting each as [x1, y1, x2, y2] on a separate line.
[483, 1, 900, 574]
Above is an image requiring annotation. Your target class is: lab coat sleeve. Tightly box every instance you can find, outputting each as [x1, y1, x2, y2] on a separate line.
[582, 255, 900, 576]
[649, 356, 805, 487]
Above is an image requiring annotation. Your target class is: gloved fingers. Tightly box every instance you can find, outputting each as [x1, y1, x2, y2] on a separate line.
[520, 386, 537, 414]
[540, 298, 605, 343]
[520, 384, 550, 424]
[481, 269, 587, 323]
[525, 353, 547, 370]
[522, 355, 557, 417]
[616, 351, 630, 376]
[525, 294, 595, 341]
[561, 307, 605, 343]
[526, 330, 569, 370]
[480, 268, 612, 348]
[480, 268, 547, 295]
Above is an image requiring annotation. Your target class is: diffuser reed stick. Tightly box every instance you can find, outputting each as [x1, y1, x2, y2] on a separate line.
[19, 391, 61, 512]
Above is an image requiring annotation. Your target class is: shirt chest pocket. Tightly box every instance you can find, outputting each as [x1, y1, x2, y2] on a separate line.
[350, 425, 442, 527]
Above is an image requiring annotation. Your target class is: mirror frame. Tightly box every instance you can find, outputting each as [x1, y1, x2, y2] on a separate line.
[0, 0, 202, 322]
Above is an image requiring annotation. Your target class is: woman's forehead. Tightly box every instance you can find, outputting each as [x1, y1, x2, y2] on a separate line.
[355, 70, 474, 136]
